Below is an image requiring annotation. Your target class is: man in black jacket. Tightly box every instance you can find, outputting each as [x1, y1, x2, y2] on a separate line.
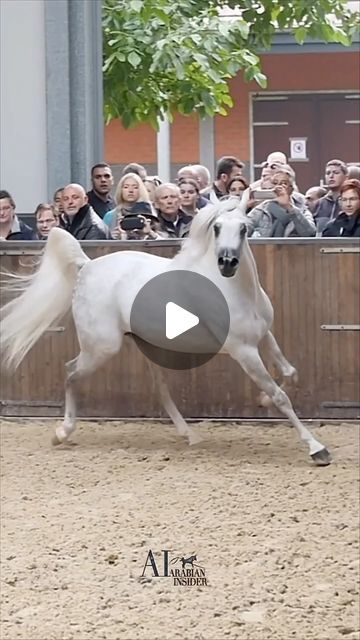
[315, 159, 348, 232]
[86, 163, 115, 218]
[0, 190, 35, 240]
[60, 184, 108, 240]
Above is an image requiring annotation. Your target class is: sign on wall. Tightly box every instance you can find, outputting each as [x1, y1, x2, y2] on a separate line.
[289, 137, 308, 161]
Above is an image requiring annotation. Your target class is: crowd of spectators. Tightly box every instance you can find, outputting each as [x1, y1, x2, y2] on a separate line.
[1, 152, 359, 242]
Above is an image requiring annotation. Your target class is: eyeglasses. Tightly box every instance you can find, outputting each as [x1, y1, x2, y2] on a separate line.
[341, 197, 359, 204]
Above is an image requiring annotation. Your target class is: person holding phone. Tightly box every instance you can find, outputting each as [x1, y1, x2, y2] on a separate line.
[104, 172, 160, 239]
[246, 168, 316, 238]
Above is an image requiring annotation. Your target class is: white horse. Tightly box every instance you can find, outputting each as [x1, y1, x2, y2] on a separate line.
[0, 199, 330, 465]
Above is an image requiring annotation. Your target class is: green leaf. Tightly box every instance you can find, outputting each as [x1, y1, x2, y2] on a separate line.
[129, 0, 143, 12]
[127, 51, 141, 67]
[253, 71, 267, 88]
[103, 0, 356, 127]
[294, 26, 307, 44]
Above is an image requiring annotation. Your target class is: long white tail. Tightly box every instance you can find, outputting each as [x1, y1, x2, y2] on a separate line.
[0, 227, 89, 370]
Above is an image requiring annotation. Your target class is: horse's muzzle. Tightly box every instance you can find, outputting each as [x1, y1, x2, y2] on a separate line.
[217, 255, 239, 278]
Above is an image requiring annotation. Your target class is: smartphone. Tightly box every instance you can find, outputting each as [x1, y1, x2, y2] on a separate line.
[252, 189, 276, 200]
[120, 216, 145, 231]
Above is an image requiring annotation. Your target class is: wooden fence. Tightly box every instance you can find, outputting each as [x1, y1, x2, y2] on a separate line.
[1, 238, 359, 420]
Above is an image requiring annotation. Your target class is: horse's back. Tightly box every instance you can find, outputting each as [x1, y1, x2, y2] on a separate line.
[72, 249, 171, 331]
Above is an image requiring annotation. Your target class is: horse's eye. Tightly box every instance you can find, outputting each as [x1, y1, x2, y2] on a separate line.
[214, 223, 220, 237]
[240, 224, 247, 236]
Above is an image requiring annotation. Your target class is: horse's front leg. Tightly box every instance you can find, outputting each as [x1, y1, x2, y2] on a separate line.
[147, 362, 202, 445]
[262, 331, 298, 382]
[230, 343, 331, 466]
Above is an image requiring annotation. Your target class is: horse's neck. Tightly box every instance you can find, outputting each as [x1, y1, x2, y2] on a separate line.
[236, 242, 262, 301]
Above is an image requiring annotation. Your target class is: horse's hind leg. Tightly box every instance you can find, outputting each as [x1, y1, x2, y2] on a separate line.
[231, 343, 330, 466]
[52, 334, 123, 445]
[259, 331, 298, 409]
[52, 350, 109, 445]
[52, 356, 78, 445]
[147, 362, 202, 445]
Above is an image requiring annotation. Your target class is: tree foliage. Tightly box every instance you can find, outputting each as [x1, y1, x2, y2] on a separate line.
[103, 0, 359, 128]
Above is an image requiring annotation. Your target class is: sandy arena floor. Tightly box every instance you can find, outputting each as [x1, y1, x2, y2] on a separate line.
[0, 419, 359, 640]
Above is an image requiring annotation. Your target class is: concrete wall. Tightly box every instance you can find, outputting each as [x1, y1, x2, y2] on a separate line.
[0, 0, 103, 213]
[0, 0, 47, 212]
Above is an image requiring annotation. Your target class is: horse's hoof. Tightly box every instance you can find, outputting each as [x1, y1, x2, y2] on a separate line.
[311, 447, 331, 466]
[51, 434, 62, 446]
[188, 431, 202, 446]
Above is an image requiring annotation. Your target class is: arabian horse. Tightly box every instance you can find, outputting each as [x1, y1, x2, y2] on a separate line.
[0, 199, 330, 465]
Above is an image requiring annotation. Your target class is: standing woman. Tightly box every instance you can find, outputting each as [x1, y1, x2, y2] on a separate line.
[178, 178, 199, 216]
[226, 176, 249, 199]
[103, 172, 157, 239]
[322, 179, 360, 237]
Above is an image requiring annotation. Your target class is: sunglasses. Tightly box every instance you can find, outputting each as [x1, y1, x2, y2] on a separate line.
[261, 162, 282, 170]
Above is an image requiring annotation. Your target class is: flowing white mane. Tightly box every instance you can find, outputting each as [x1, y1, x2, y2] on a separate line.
[173, 196, 247, 267]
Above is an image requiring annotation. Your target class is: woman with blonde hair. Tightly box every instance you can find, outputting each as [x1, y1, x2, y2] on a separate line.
[103, 172, 160, 239]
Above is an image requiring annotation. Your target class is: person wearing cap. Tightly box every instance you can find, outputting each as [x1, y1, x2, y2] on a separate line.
[202, 156, 244, 204]
[242, 151, 285, 211]
[244, 156, 302, 212]
[314, 159, 348, 233]
[104, 172, 161, 239]
[246, 166, 315, 238]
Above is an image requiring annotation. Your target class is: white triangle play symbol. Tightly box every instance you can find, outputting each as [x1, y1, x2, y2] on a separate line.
[166, 302, 199, 340]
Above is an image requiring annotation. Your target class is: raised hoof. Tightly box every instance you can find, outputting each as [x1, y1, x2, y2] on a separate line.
[311, 447, 331, 466]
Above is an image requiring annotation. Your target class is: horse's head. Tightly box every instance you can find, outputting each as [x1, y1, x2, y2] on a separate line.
[212, 198, 248, 278]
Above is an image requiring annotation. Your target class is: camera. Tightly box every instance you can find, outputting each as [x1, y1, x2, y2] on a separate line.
[120, 216, 146, 231]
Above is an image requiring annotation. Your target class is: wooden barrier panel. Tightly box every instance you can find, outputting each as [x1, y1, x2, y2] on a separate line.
[0, 239, 359, 419]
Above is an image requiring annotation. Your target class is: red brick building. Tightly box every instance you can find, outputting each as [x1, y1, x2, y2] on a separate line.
[105, 37, 360, 192]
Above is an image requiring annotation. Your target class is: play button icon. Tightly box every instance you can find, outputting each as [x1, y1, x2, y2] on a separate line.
[130, 270, 230, 370]
[166, 302, 199, 340]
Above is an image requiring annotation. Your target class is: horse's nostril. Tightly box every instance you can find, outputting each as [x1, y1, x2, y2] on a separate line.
[230, 257, 239, 268]
[218, 256, 225, 266]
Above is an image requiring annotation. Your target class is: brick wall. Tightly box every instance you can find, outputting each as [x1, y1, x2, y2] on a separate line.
[104, 51, 359, 177]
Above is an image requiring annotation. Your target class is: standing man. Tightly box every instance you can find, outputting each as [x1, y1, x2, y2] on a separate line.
[60, 184, 108, 239]
[155, 183, 193, 238]
[314, 159, 348, 232]
[86, 163, 115, 218]
[304, 186, 327, 216]
[202, 156, 244, 203]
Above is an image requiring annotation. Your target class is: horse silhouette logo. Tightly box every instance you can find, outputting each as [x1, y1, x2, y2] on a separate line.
[141, 549, 208, 586]
[170, 553, 204, 570]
